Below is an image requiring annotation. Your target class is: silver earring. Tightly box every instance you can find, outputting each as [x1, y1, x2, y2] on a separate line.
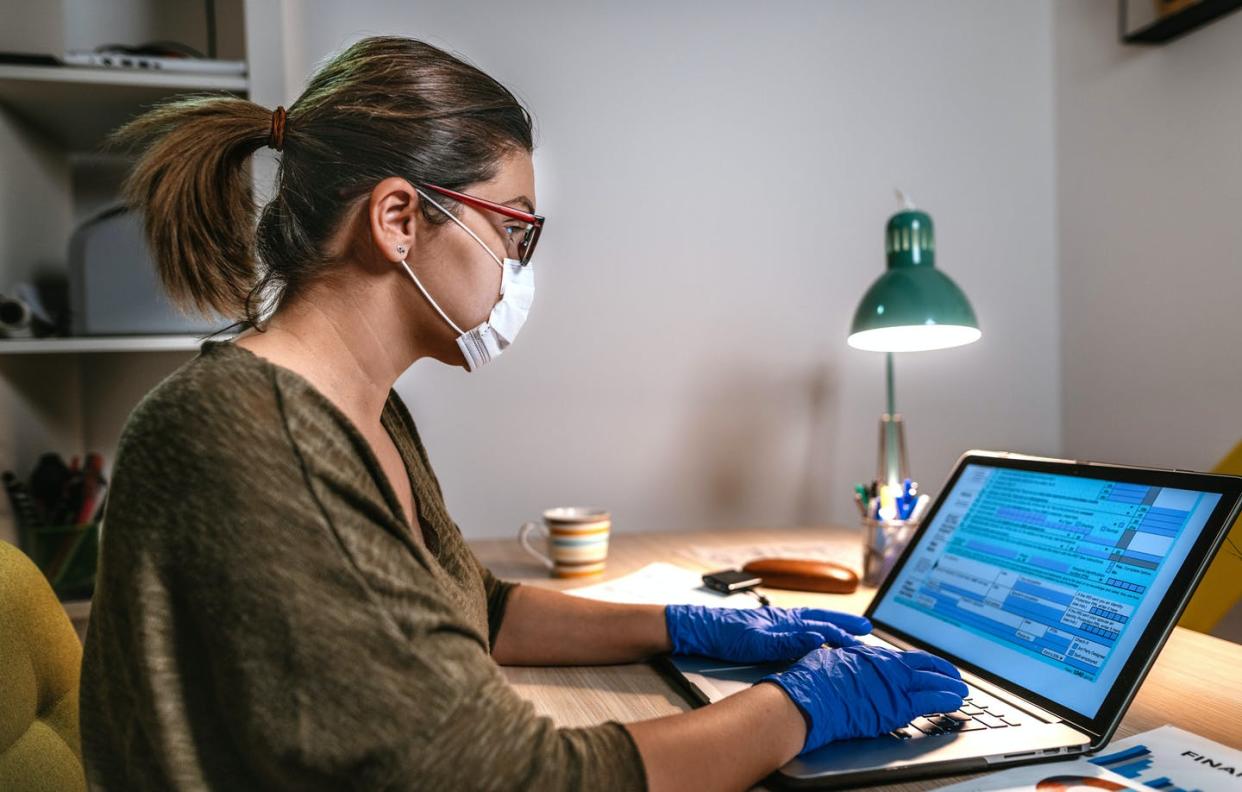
[396, 245, 406, 256]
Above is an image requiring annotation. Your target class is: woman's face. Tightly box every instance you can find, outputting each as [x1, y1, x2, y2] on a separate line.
[410, 149, 537, 359]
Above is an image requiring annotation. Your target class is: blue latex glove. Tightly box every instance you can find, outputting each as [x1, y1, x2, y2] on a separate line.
[665, 605, 872, 663]
[762, 645, 968, 753]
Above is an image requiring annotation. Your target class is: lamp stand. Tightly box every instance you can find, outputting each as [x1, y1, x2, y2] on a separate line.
[876, 352, 910, 489]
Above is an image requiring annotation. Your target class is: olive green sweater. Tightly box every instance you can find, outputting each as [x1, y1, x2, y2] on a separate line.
[79, 341, 646, 791]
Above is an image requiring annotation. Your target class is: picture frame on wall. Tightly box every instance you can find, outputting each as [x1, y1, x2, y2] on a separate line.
[1119, 0, 1242, 43]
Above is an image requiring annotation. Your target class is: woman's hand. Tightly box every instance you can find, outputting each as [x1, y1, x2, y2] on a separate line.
[664, 604, 872, 663]
[761, 645, 968, 753]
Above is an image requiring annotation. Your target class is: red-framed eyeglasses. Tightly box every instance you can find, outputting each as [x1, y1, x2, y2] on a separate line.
[419, 183, 545, 266]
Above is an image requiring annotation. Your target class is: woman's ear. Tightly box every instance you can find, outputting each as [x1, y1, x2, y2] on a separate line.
[368, 176, 419, 262]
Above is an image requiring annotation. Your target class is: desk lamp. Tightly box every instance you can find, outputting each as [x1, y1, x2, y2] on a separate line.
[848, 192, 980, 506]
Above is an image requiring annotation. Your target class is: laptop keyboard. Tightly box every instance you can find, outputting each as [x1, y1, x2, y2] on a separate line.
[889, 687, 1024, 740]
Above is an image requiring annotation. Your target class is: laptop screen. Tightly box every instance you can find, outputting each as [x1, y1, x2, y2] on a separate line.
[870, 462, 1222, 719]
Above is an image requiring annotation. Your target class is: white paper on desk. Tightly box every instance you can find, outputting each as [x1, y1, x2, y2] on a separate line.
[933, 725, 1242, 791]
[675, 537, 864, 574]
[564, 562, 756, 608]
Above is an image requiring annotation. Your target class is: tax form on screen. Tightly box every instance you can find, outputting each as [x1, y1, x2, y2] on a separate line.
[872, 464, 1220, 718]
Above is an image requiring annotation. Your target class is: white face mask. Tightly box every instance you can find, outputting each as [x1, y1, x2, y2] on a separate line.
[400, 190, 535, 371]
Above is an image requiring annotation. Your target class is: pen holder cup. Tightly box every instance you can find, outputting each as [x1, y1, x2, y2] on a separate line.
[862, 518, 916, 589]
[22, 520, 100, 600]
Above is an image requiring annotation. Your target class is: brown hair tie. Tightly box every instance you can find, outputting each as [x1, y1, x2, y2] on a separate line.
[268, 106, 287, 151]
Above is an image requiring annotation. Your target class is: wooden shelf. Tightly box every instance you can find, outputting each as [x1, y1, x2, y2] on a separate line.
[0, 335, 217, 354]
[0, 63, 248, 151]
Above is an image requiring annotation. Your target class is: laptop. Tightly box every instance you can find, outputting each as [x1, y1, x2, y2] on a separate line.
[665, 450, 1242, 789]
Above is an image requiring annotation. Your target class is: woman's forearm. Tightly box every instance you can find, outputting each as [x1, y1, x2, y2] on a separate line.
[626, 682, 806, 792]
[491, 585, 670, 665]
[490, 585, 814, 789]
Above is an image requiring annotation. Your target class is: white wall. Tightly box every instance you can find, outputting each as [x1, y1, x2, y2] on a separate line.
[1055, 1, 1242, 470]
[280, 0, 1062, 539]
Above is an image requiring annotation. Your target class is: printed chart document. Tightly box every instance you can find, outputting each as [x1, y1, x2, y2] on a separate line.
[935, 725, 1241, 791]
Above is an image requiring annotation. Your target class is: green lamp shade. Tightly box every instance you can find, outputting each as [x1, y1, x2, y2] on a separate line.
[847, 208, 980, 353]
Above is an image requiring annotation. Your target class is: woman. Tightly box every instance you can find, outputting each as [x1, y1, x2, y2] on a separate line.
[80, 36, 966, 791]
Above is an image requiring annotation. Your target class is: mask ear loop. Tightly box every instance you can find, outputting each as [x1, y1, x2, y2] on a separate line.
[415, 188, 505, 269]
[399, 259, 466, 336]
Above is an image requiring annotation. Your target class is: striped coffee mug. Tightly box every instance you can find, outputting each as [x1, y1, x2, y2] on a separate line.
[518, 507, 611, 578]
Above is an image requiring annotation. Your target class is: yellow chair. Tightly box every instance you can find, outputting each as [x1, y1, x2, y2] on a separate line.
[0, 541, 86, 792]
[1179, 439, 1242, 636]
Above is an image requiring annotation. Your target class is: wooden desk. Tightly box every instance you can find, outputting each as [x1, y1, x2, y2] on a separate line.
[471, 526, 1242, 790]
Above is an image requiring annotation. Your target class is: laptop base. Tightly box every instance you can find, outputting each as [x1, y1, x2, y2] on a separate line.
[661, 636, 1091, 789]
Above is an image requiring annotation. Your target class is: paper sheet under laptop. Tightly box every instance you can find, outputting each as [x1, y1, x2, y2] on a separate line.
[565, 562, 756, 608]
[564, 534, 864, 607]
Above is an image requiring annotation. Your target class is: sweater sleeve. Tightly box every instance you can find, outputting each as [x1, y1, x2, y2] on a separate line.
[89, 376, 647, 792]
[470, 544, 518, 647]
